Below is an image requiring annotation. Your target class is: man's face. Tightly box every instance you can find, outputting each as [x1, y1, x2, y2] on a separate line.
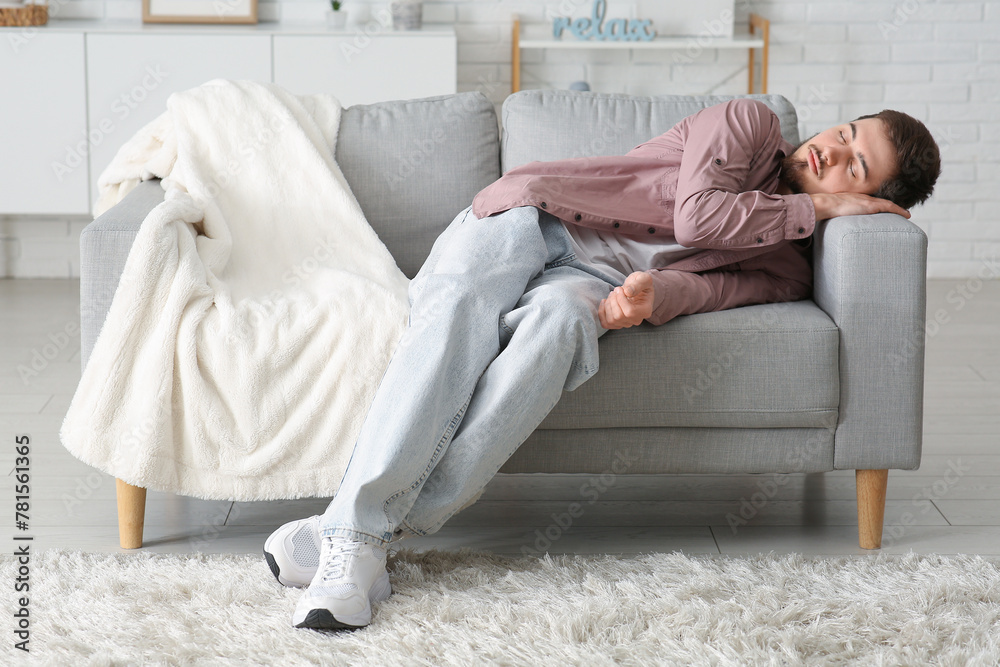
[780, 118, 896, 197]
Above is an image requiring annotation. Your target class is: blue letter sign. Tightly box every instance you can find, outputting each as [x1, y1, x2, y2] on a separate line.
[552, 0, 656, 42]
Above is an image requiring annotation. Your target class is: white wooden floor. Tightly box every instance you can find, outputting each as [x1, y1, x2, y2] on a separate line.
[2, 278, 998, 557]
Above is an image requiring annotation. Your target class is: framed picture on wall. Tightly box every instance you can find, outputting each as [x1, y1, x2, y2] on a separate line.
[142, 0, 258, 24]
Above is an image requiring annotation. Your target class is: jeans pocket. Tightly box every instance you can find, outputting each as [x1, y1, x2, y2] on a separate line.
[498, 313, 516, 349]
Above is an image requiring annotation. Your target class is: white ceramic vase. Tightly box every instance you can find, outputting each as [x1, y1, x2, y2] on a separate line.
[326, 9, 348, 29]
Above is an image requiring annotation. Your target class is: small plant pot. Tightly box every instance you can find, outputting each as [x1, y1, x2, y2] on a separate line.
[326, 10, 347, 29]
[389, 1, 422, 30]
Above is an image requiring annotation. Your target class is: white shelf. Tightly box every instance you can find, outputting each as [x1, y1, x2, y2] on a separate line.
[511, 14, 771, 95]
[0, 18, 456, 36]
[519, 34, 764, 50]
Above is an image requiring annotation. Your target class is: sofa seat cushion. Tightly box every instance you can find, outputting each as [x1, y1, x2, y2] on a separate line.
[538, 300, 839, 430]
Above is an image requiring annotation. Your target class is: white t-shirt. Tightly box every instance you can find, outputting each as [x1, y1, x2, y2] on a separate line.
[561, 221, 702, 284]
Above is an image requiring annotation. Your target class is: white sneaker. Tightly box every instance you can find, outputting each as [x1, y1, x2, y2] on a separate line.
[263, 515, 321, 588]
[292, 535, 392, 630]
[265, 517, 406, 589]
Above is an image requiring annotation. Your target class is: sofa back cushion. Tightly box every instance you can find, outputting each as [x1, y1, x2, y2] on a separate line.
[500, 90, 801, 172]
[335, 92, 501, 278]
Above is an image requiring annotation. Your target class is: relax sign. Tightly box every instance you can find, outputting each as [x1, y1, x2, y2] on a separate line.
[552, 0, 656, 41]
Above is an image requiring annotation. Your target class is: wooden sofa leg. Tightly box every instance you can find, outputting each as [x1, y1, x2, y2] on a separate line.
[856, 469, 888, 549]
[116, 478, 147, 549]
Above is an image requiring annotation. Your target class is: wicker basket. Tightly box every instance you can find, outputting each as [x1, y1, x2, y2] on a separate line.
[0, 3, 48, 27]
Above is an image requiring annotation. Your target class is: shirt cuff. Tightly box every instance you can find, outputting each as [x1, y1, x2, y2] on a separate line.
[784, 193, 816, 240]
[647, 269, 715, 326]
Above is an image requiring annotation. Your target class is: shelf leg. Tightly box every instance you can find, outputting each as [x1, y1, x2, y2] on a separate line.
[749, 13, 770, 95]
[512, 14, 521, 94]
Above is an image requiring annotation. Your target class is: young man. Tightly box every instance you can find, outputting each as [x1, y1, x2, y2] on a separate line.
[262, 99, 941, 630]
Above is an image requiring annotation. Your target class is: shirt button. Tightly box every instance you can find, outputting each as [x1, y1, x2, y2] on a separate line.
[539, 202, 547, 209]
[798, 227, 805, 234]
[574, 214, 582, 221]
[756, 238, 764, 244]
[648, 227, 655, 234]
[714, 158, 723, 165]
[613, 222, 620, 228]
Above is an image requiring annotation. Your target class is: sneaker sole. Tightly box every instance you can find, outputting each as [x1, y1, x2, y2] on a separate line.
[263, 520, 319, 589]
[262, 548, 287, 586]
[294, 609, 364, 631]
[294, 570, 392, 630]
[262, 545, 316, 588]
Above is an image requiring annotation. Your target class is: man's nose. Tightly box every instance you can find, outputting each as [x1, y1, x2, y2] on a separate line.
[823, 144, 846, 167]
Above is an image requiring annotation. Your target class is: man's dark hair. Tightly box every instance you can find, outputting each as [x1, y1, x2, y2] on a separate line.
[853, 109, 941, 209]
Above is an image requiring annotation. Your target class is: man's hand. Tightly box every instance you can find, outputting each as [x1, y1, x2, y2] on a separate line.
[810, 192, 911, 221]
[598, 271, 655, 330]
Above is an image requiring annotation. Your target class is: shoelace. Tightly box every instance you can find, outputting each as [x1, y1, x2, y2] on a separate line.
[318, 539, 366, 584]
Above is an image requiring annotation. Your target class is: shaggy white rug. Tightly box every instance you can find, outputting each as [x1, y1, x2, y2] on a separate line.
[2, 549, 999, 665]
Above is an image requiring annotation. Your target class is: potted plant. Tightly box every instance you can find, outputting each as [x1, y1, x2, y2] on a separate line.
[326, 0, 347, 29]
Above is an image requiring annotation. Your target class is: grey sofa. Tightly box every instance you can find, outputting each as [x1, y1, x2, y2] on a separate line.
[80, 89, 926, 551]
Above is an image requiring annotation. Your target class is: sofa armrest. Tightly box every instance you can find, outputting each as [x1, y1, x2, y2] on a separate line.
[79, 179, 166, 371]
[812, 213, 927, 471]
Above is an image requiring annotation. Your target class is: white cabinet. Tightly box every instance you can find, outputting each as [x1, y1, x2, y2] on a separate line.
[0, 33, 89, 215]
[86, 33, 271, 208]
[274, 33, 456, 107]
[0, 21, 457, 216]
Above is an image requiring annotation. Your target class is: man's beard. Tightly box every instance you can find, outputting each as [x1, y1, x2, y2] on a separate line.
[779, 136, 815, 195]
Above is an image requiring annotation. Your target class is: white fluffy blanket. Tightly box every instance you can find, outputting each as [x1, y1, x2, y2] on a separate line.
[60, 79, 410, 501]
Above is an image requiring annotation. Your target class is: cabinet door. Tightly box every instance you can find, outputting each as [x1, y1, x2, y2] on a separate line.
[274, 34, 456, 107]
[86, 33, 272, 209]
[0, 33, 89, 215]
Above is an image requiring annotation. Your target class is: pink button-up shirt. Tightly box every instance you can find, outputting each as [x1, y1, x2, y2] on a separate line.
[472, 99, 817, 325]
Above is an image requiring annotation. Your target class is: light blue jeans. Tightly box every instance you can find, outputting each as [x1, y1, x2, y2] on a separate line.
[319, 205, 622, 546]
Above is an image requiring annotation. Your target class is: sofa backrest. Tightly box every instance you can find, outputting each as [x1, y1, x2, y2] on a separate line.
[335, 92, 501, 278]
[500, 90, 801, 172]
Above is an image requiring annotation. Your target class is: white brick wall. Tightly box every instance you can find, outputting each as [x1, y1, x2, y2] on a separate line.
[0, 217, 86, 278]
[4, 0, 997, 279]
